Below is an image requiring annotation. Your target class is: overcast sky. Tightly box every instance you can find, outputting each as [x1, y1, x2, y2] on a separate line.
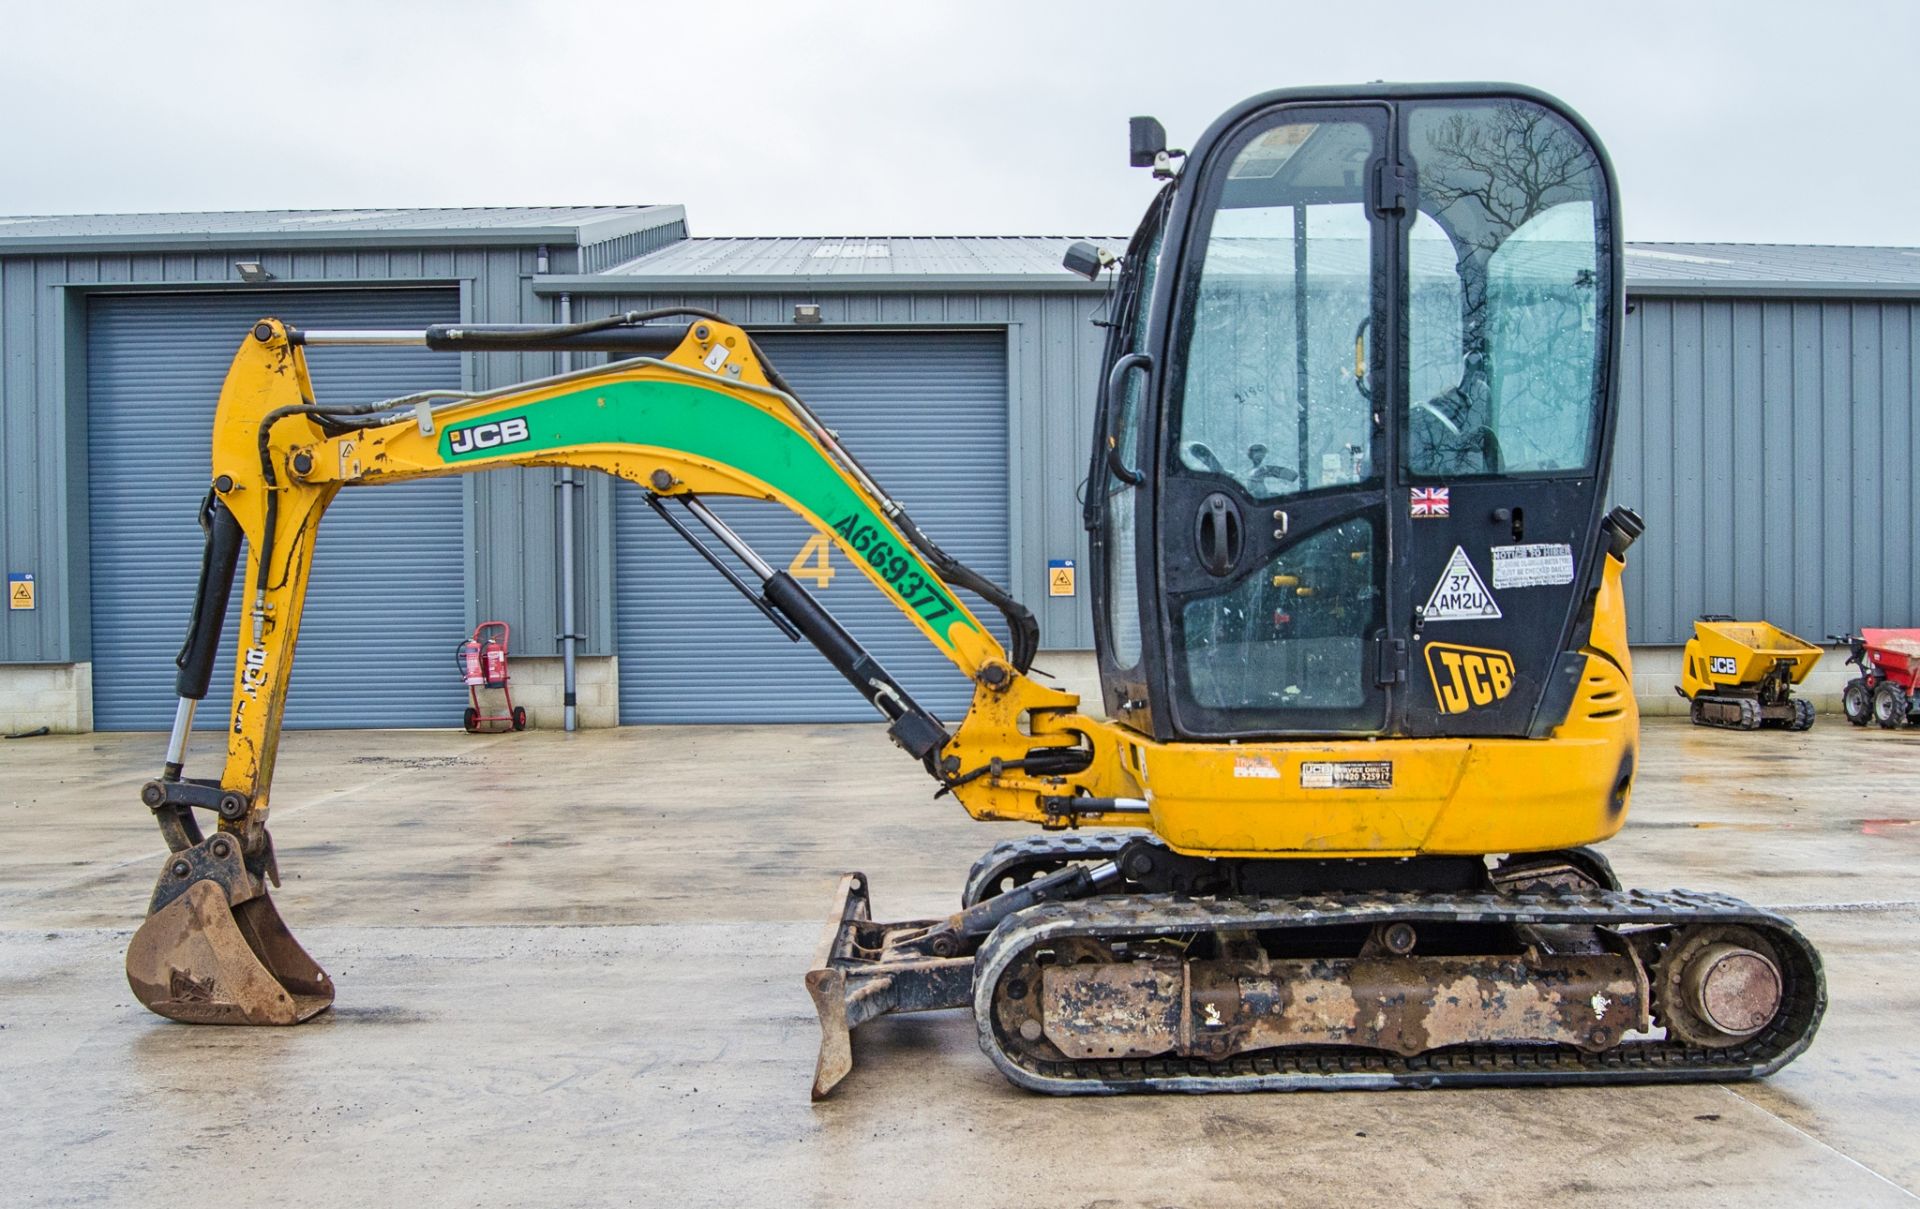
[1, 0, 1912, 246]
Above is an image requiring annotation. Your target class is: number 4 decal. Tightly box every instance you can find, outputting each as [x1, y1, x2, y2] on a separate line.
[789, 532, 835, 589]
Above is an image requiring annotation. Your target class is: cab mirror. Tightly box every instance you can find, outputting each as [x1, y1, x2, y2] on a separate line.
[1129, 117, 1167, 168]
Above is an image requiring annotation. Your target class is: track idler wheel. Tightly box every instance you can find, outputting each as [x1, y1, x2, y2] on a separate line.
[1655, 925, 1783, 1048]
[125, 833, 333, 1025]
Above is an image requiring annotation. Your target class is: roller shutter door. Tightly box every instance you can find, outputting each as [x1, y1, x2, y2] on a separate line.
[615, 330, 1009, 722]
[88, 289, 467, 730]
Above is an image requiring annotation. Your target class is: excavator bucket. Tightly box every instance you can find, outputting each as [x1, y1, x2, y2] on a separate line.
[804, 873, 975, 1099]
[126, 879, 333, 1025]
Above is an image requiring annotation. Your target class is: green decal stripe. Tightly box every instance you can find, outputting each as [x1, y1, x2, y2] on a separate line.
[440, 381, 982, 641]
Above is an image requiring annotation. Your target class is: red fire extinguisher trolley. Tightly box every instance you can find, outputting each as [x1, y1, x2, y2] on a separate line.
[455, 621, 528, 733]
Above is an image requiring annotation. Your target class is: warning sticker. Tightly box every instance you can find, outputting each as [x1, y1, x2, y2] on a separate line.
[1047, 558, 1077, 597]
[1233, 755, 1281, 779]
[1491, 542, 1575, 589]
[1421, 547, 1501, 622]
[1300, 760, 1393, 790]
[7, 573, 32, 611]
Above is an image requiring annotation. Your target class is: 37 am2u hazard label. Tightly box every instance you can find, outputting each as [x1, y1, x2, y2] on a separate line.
[1300, 760, 1393, 790]
[6, 573, 32, 611]
[1421, 546, 1501, 622]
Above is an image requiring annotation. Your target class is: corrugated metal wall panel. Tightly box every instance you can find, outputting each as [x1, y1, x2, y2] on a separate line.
[1, 244, 557, 668]
[613, 330, 1009, 722]
[0, 256, 71, 661]
[1615, 297, 1920, 643]
[1012, 293, 1105, 648]
[87, 289, 467, 730]
[12, 225, 1919, 701]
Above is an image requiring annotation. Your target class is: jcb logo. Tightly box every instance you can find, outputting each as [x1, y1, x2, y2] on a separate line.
[448, 416, 530, 456]
[1425, 641, 1515, 715]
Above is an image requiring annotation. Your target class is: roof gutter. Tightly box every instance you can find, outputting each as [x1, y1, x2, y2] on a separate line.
[1623, 280, 1920, 301]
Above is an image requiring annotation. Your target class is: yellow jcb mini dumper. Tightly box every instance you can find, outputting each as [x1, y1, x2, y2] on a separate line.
[1677, 616, 1822, 731]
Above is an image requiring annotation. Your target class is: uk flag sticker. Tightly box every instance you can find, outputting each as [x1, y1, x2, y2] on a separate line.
[1411, 486, 1450, 518]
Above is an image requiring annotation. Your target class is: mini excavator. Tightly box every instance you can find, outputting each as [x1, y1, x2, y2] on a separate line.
[128, 84, 1824, 1096]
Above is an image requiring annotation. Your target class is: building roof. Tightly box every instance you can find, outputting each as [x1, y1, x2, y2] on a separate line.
[1623, 243, 1920, 295]
[588, 235, 1920, 298]
[5, 206, 1917, 298]
[0, 206, 685, 254]
[592, 235, 1118, 289]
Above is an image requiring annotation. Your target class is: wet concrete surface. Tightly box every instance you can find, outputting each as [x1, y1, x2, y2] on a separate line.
[3, 719, 1917, 1207]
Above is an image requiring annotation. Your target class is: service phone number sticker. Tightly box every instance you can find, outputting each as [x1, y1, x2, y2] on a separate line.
[1299, 760, 1394, 790]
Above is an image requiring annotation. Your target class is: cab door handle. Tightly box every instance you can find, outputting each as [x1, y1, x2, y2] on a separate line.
[1195, 492, 1243, 577]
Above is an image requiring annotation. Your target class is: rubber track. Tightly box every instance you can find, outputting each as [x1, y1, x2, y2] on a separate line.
[962, 833, 1144, 907]
[972, 886, 1826, 1094]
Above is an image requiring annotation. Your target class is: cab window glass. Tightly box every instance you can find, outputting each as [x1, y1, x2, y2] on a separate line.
[1173, 118, 1379, 499]
[1405, 102, 1605, 477]
[1106, 220, 1163, 668]
[1179, 518, 1378, 712]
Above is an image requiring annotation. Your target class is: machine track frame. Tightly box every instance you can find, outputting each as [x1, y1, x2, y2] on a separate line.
[970, 887, 1824, 1095]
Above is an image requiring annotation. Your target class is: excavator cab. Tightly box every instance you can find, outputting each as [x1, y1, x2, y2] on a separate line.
[1090, 86, 1620, 744]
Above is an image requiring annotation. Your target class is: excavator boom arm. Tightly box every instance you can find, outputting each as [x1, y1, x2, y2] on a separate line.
[128, 312, 1137, 1034]
[179, 316, 1126, 826]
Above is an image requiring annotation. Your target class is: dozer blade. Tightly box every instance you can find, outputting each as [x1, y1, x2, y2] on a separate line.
[127, 878, 333, 1025]
[804, 873, 973, 1100]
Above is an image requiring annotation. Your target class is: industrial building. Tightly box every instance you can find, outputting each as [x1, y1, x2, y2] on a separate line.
[2, 208, 1916, 732]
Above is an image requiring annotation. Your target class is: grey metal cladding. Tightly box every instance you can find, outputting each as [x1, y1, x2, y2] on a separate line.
[0, 254, 70, 662]
[1614, 297, 1919, 644]
[576, 214, 691, 275]
[0, 241, 541, 664]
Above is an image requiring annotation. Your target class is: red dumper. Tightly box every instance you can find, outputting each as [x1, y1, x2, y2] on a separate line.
[1835, 628, 1920, 728]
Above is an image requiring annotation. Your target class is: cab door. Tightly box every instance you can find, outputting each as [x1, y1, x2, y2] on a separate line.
[1394, 97, 1615, 737]
[1137, 89, 1618, 744]
[1151, 104, 1397, 739]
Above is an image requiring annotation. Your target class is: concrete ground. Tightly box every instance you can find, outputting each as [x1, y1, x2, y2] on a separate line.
[3, 719, 1917, 1208]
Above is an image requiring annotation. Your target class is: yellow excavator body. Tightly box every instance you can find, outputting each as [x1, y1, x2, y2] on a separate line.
[125, 83, 1823, 1099]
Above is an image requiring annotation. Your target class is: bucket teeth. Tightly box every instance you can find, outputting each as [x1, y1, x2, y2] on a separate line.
[127, 877, 332, 1025]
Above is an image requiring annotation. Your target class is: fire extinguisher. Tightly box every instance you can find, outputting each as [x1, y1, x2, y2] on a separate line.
[458, 636, 486, 687]
[454, 621, 525, 732]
